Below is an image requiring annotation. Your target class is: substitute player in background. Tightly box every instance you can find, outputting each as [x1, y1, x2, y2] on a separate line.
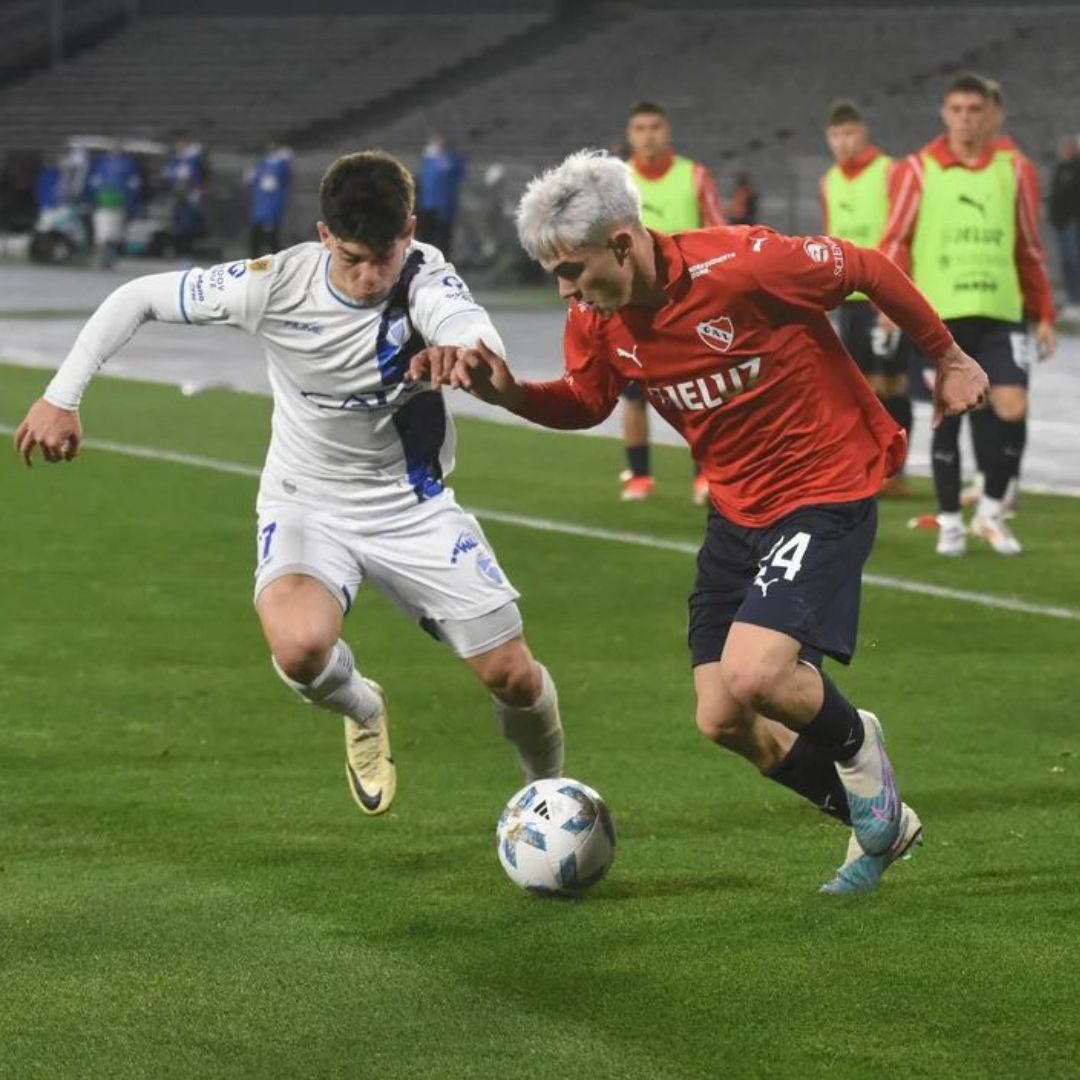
[879, 73, 1055, 556]
[411, 151, 989, 894]
[959, 78, 1034, 517]
[821, 101, 910, 497]
[14, 151, 565, 816]
[622, 101, 724, 503]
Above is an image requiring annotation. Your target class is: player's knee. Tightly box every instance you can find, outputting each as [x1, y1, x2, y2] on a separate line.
[270, 629, 334, 685]
[719, 658, 783, 713]
[475, 644, 538, 706]
[992, 396, 1027, 423]
[694, 699, 750, 747]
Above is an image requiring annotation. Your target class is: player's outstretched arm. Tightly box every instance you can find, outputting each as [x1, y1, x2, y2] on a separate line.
[409, 340, 526, 410]
[14, 272, 187, 467]
[14, 399, 82, 467]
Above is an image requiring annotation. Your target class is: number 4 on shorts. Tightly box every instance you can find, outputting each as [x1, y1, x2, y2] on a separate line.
[763, 532, 811, 580]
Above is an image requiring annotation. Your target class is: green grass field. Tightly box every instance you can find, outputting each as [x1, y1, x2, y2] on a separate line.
[2, 361, 1078, 1079]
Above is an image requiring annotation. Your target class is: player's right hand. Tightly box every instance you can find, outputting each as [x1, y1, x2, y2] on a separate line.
[450, 340, 523, 408]
[406, 346, 464, 389]
[931, 344, 988, 428]
[13, 398, 83, 467]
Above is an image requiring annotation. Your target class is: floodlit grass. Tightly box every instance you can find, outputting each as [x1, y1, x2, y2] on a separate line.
[2, 363, 1077, 1079]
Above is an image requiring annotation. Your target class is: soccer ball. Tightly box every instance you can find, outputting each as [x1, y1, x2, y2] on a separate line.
[496, 778, 616, 896]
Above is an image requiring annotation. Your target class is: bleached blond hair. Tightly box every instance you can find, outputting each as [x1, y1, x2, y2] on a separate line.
[515, 150, 643, 262]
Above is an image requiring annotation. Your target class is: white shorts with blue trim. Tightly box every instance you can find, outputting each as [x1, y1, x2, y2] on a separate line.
[252, 495, 523, 659]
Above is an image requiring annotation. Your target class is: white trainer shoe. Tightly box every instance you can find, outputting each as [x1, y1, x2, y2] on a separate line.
[969, 513, 1022, 556]
[936, 517, 967, 557]
[343, 679, 396, 815]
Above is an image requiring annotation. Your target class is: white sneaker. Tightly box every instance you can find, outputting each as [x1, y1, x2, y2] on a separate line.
[936, 517, 967, 556]
[970, 513, 1022, 556]
[960, 473, 984, 508]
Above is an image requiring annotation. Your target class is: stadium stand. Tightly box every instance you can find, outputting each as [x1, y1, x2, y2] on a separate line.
[0, 0, 130, 92]
[1, 3, 1077, 238]
[353, 7, 1080, 171]
[0, 12, 546, 151]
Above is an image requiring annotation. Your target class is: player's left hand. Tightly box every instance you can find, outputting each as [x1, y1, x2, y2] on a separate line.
[931, 344, 989, 428]
[1036, 319, 1056, 360]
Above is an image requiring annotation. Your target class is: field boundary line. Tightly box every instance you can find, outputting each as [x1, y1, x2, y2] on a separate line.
[4, 425, 1077, 623]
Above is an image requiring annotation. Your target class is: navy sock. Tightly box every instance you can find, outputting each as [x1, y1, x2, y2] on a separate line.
[985, 417, 1026, 500]
[626, 444, 650, 477]
[931, 414, 962, 512]
[766, 736, 851, 823]
[800, 671, 864, 762]
[969, 406, 995, 476]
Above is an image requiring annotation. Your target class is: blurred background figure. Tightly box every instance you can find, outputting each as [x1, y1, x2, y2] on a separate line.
[820, 100, 910, 496]
[165, 132, 208, 257]
[622, 100, 724, 504]
[1049, 134, 1080, 320]
[34, 155, 61, 216]
[727, 172, 759, 225]
[87, 138, 140, 269]
[416, 134, 465, 258]
[248, 139, 292, 257]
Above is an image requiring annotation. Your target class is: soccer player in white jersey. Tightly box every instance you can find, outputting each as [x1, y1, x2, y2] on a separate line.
[14, 151, 565, 816]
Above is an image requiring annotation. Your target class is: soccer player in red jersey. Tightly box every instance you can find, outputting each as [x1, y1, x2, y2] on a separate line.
[410, 151, 988, 894]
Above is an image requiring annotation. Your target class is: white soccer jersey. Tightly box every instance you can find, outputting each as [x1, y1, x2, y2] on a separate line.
[45, 241, 503, 523]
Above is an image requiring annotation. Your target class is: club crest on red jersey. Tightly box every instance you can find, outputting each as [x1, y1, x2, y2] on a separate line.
[803, 239, 831, 263]
[696, 316, 735, 353]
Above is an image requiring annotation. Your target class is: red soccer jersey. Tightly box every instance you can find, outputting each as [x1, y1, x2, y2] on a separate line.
[517, 227, 954, 527]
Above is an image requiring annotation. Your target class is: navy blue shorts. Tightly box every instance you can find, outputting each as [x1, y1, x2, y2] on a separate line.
[688, 498, 877, 668]
[837, 300, 906, 378]
[915, 316, 1032, 390]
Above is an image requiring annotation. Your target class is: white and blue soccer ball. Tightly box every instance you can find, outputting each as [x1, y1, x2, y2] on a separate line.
[496, 778, 616, 897]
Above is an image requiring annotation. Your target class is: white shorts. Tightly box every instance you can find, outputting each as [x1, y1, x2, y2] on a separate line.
[253, 495, 523, 658]
[93, 208, 126, 245]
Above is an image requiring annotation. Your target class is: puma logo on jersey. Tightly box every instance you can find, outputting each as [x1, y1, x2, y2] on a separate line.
[958, 194, 986, 217]
[616, 344, 644, 368]
[751, 236, 768, 253]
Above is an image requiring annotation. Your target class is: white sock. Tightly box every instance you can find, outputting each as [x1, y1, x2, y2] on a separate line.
[938, 511, 963, 529]
[494, 664, 565, 782]
[273, 640, 383, 728]
[977, 495, 1004, 520]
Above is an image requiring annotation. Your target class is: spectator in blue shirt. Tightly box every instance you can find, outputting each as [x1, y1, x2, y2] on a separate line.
[165, 133, 208, 255]
[87, 141, 141, 268]
[248, 140, 292, 257]
[416, 135, 465, 258]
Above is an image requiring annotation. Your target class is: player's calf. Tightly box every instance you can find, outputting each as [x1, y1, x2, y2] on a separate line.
[468, 637, 564, 782]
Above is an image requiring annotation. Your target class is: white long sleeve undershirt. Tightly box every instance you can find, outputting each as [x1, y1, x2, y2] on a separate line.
[43, 272, 187, 410]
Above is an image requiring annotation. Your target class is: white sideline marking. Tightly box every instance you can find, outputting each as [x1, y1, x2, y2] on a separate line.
[4, 425, 1078, 623]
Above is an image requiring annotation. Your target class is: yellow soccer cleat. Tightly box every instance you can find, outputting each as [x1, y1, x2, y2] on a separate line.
[343, 679, 396, 815]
